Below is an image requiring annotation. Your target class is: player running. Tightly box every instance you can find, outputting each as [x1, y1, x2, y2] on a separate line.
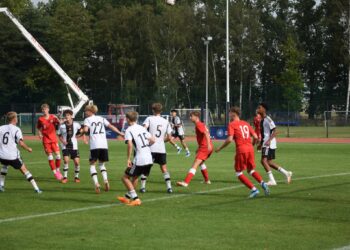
[257, 103, 292, 186]
[58, 109, 85, 184]
[176, 111, 212, 187]
[215, 107, 269, 198]
[83, 105, 124, 193]
[117, 111, 155, 206]
[37, 103, 63, 181]
[141, 103, 173, 193]
[0, 112, 42, 193]
[169, 109, 191, 157]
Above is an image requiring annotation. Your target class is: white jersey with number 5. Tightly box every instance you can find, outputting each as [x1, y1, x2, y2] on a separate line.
[0, 124, 23, 160]
[261, 115, 277, 149]
[143, 116, 172, 154]
[84, 115, 110, 150]
[125, 124, 153, 166]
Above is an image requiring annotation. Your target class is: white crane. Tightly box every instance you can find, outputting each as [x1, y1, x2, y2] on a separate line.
[0, 7, 91, 116]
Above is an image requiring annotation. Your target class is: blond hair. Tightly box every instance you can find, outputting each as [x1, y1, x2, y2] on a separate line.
[6, 111, 17, 123]
[85, 105, 98, 114]
[41, 103, 49, 110]
[126, 111, 138, 122]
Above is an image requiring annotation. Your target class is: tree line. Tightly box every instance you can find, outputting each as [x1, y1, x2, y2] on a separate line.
[0, 0, 349, 118]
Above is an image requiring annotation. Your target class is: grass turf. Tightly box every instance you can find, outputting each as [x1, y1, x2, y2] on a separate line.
[0, 140, 349, 250]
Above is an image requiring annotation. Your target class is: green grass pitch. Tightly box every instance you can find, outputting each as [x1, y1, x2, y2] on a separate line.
[0, 140, 349, 250]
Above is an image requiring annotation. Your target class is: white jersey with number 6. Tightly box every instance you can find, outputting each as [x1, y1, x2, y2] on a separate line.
[0, 124, 23, 160]
[143, 115, 172, 154]
[125, 124, 153, 166]
[84, 115, 110, 150]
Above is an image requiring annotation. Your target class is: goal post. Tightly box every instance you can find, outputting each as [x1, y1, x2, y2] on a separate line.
[324, 111, 350, 138]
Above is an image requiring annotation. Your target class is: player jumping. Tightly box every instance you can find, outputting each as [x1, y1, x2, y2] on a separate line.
[176, 111, 212, 187]
[58, 109, 85, 184]
[169, 109, 190, 157]
[83, 105, 124, 193]
[0, 112, 42, 193]
[215, 107, 269, 198]
[142, 103, 173, 193]
[257, 103, 292, 186]
[37, 103, 63, 181]
[117, 111, 155, 206]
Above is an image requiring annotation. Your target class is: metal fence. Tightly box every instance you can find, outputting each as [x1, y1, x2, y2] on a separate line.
[0, 103, 349, 138]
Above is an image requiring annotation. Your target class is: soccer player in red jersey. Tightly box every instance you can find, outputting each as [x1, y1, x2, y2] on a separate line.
[216, 107, 269, 198]
[176, 111, 212, 187]
[37, 103, 63, 181]
[253, 110, 262, 142]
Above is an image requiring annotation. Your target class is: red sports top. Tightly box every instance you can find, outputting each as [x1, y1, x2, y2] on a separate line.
[228, 120, 256, 153]
[253, 114, 261, 139]
[195, 121, 213, 149]
[37, 114, 59, 143]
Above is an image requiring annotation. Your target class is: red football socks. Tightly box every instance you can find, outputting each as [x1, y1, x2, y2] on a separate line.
[201, 169, 209, 182]
[251, 171, 263, 183]
[238, 174, 254, 189]
[184, 172, 194, 184]
[55, 159, 61, 168]
[48, 160, 56, 171]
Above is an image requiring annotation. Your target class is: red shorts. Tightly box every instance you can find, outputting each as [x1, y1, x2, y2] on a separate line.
[196, 148, 213, 161]
[234, 151, 256, 172]
[43, 142, 60, 154]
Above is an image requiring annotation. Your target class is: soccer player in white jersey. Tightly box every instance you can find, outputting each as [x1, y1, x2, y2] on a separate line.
[0, 112, 42, 193]
[117, 111, 155, 206]
[83, 105, 124, 194]
[58, 109, 85, 184]
[257, 103, 292, 186]
[169, 109, 191, 157]
[142, 103, 173, 193]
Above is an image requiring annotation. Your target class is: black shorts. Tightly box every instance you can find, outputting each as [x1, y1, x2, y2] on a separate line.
[125, 164, 153, 177]
[262, 147, 276, 160]
[0, 158, 23, 170]
[172, 132, 185, 141]
[62, 149, 80, 160]
[89, 149, 109, 162]
[152, 153, 167, 165]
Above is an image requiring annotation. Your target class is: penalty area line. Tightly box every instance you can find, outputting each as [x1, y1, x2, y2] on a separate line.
[0, 171, 349, 224]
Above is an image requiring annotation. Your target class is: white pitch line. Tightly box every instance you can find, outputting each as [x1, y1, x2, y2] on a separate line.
[0, 172, 349, 224]
[334, 245, 350, 250]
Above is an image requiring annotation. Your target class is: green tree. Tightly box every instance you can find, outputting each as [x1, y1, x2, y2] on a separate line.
[276, 35, 304, 111]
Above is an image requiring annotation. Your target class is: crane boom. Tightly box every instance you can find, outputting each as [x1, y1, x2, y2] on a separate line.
[0, 7, 90, 116]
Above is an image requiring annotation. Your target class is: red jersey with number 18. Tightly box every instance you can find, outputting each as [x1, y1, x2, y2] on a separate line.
[228, 120, 256, 154]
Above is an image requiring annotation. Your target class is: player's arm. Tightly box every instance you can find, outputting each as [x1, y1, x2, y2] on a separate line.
[266, 128, 276, 146]
[107, 124, 124, 137]
[249, 125, 259, 145]
[36, 121, 43, 140]
[19, 139, 32, 153]
[58, 135, 67, 145]
[215, 135, 233, 153]
[204, 130, 212, 151]
[148, 136, 156, 146]
[127, 140, 133, 167]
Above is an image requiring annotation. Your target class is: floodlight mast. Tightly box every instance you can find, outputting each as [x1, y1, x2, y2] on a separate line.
[0, 7, 91, 116]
